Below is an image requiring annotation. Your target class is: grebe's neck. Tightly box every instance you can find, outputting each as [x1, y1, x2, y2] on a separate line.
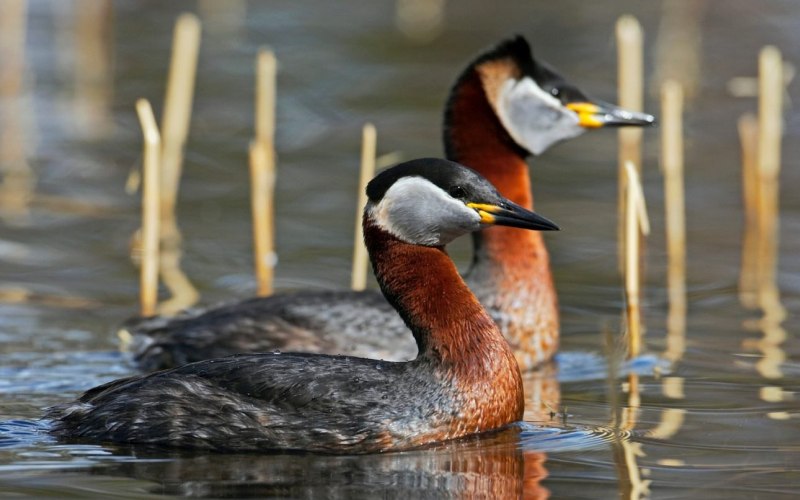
[443, 67, 559, 370]
[443, 67, 547, 273]
[364, 218, 520, 376]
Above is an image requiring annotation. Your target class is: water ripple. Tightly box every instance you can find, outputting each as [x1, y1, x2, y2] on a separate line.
[517, 421, 635, 453]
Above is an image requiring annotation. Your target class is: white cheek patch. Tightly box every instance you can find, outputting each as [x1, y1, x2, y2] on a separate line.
[495, 77, 584, 155]
[370, 177, 481, 247]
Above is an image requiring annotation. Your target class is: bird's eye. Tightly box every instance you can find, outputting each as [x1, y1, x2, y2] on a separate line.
[550, 87, 561, 97]
[448, 185, 467, 199]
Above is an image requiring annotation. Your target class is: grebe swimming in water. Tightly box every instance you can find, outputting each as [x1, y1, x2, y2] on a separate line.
[125, 36, 654, 371]
[49, 158, 559, 453]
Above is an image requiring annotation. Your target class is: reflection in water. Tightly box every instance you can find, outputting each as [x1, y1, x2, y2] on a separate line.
[743, 315, 787, 380]
[611, 373, 650, 500]
[739, 47, 788, 382]
[89, 428, 549, 499]
[647, 377, 686, 441]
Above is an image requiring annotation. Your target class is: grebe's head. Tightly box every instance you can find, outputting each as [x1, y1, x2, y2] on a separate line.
[463, 35, 656, 155]
[366, 158, 559, 247]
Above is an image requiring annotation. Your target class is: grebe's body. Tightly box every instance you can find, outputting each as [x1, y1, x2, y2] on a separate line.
[48, 159, 557, 453]
[126, 36, 654, 372]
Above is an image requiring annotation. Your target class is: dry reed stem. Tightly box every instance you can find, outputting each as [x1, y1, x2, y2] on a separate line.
[156, 13, 201, 314]
[0, 0, 27, 96]
[0, 0, 34, 221]
[738, 113, 759, 309]
[255, 49, 276, 147]
[624, 161, 647, 358]
[135, 99, 161, 317]
[616, 15, 644, 272]
[660, 81, 687, 362]
[160, 13, 200, 229]
[73, 0, 113, 136]
[351, 123, 377, 291]
[250, 48, 278, 297]
[756, 46, 784, 320]
[249, 141, 276, 297]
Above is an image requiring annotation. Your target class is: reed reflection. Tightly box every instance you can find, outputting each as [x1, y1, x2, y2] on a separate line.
[740, 47, 787, 382]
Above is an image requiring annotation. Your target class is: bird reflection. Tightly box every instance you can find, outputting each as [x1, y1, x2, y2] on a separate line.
[93, 428, 546, 499]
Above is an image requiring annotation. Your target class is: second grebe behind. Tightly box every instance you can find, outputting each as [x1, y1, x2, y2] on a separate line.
[125, 36, 655, 371]
[48, 158, 558, 453]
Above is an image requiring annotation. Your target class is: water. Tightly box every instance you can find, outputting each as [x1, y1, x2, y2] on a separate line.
[1, 0, 799, 497]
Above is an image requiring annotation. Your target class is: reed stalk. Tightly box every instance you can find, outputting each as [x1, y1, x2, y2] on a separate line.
[756, 46, 784, 320]
[160, 13, 200, 223]
[156, 13, 201, 314]
[616, 15, 644, 272]
[660, 80, 687, 362]
[0, 0, 33, 221]
[624, 161, 648, 358]
[250, 48, 278, 297]
[738, 113, 759, 309]
[249, 141, 276, 297]
[351, 123, 377, 291]
[135, 99, 161, 317]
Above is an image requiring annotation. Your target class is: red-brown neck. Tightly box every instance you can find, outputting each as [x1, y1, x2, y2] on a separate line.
[364, 218, 520, 379]
[444, 68, 551, 275]
[443, 67, 559, 370]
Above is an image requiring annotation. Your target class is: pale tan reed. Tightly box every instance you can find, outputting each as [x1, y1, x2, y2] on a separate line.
[249, 141, 276, 297]
[135, 99, 161, 317]
[616, 15, 644, 271]
[756, 46, 784, 320]
[156, 13, 201, 314]
[738, 113, 759, 309]
[660, 81, 687, 362]
[251, 48, 278, 297]
[624, 161, 648, 358]
[160, 13, 201, 220]
[351, 124, 377, 291]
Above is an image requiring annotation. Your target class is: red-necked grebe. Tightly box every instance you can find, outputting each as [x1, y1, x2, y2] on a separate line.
[125, 36, 654, 371]
[49, 158, 558, 453]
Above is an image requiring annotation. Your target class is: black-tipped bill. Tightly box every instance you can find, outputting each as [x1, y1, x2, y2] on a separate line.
[566, 101, 656, 128]
[467, 201, 560, 231]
